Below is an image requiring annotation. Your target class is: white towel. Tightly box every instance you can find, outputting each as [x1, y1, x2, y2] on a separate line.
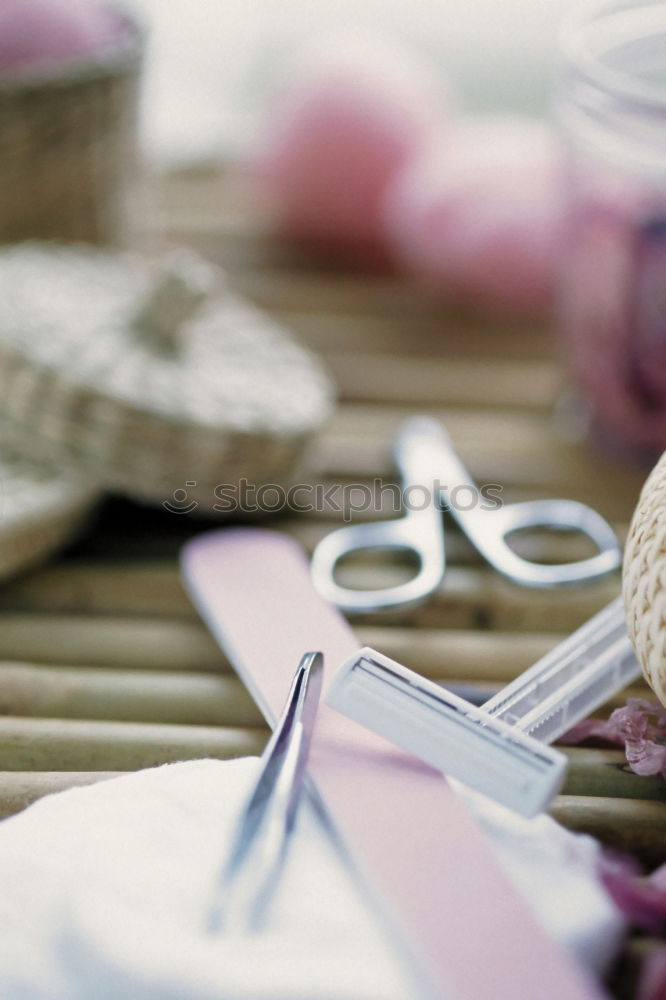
[0, 758, 623, 999]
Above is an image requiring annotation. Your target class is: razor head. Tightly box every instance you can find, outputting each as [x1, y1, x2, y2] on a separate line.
[327, 648, 567, 818]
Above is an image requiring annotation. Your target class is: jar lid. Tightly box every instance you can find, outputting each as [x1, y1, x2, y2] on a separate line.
[0, 243, 334, 513]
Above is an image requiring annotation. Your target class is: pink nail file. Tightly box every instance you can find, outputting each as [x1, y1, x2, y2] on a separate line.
[181, 528, 604, 1000]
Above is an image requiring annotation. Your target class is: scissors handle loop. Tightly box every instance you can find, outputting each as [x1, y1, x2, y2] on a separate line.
[311, 510, 445, 614]
[465, 498, 621, 588]
[434, 426, 621, 587]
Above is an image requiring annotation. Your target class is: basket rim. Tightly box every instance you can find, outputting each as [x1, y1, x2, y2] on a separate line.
[0, 3, 145, 93]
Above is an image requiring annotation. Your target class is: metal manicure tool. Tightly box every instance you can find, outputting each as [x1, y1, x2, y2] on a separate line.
[207, 650, 323, 934]
[327, 597, 639, 817]
[311, 416, 621, 613]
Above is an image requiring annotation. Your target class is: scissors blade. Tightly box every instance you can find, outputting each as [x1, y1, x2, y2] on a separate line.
[207, 650, 323, 933]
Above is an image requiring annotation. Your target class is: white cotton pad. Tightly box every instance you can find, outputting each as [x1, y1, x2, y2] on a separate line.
[0, 758, 623, 998]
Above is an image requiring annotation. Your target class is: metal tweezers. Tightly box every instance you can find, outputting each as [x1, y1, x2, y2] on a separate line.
[207, 650, 324, 934]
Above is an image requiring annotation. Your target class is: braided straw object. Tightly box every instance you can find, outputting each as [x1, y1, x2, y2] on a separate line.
[0, 7, 143, 246]
[0, 243, 334, 515]
[0, 447, 98, 581]
[623, 450, 666, 705]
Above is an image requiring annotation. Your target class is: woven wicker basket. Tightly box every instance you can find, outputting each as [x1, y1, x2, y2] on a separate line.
[0, 6, 143, 246]
[623, 450, 666, 705]
[0, 444, 99, 581]
[0, 243, 334, 516]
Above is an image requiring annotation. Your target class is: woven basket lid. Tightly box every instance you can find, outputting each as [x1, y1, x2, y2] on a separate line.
[623, 450, 666, 705]
[0, 243, 334, 514]
[0, 445, 98, 580]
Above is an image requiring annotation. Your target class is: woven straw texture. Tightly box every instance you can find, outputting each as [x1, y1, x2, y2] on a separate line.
[0, 446, 98, 581]
[623, 450, 666, 704]
[0, 244, 334, 515]
[0, 9, 142, 246]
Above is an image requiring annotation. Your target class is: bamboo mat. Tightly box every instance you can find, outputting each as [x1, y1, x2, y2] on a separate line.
[0, 165, 662, 995]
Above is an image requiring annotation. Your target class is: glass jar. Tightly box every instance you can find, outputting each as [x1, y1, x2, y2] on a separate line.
[556, 0, 666, 463]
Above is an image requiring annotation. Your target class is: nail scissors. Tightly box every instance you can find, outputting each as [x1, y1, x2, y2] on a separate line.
[311, 417, 621, 614]
[207, 650, 323, 933]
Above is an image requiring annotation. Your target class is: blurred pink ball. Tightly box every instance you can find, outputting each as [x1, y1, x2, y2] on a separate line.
[255, 38, 452, 261]
[383, 116, 563, 317]
[0, 0, 120, 73]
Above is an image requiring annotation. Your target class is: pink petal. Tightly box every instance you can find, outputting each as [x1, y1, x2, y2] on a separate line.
[254, 37, 450, 260]
[0, 0, 120, 72]
[561, 699, 666, 778]
[598, 852, 666, 934]
[558, 718, 626, 747]
[383, 115, 563, 318]
[638, 947, 666, 1000]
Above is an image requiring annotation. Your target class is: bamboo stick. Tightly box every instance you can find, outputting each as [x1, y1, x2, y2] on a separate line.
[346, 566, 620, 632]
[0, 650, 647, 729]
[229, 270, 558, 367]
[0, 614, 225, 670]
[0, 662, 483, 722]
[0, 717, 267, 771]
[0, 563, 190, 619]
[0, 612, 226, 673]
[0, 771, 119, 820]
[0, 615, 568, 680]
[0, 744, 660, 817]
[549, 796, 666, 866]
[323, 353, 560, 410]
[561, 749, 666, 801]
[280, 308, 555, 362]
[0, 662, 264, 726]
[0, 560, 619, 633]
[0, 660, 495, 721]
[0, 630, 537, 686]
[234, 267, 498, 322]
[328, 403, 575, 447]
[235, 267, 447, 319]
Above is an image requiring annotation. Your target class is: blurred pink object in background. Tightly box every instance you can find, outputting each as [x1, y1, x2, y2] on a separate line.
[554, 0, 666, 462]
[383, 116, 562, 317]
[254, 37, 451, 262]
[0, 0, 121, 73]
[558, 191, 666, 460]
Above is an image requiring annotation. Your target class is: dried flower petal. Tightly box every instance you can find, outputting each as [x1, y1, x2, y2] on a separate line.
[561, 699, 666, 778]
[650, 862, 666, 894]
[558, 718, 625, 746]
[638, 947, 666, 1000]
[597, 852, 666, 935]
